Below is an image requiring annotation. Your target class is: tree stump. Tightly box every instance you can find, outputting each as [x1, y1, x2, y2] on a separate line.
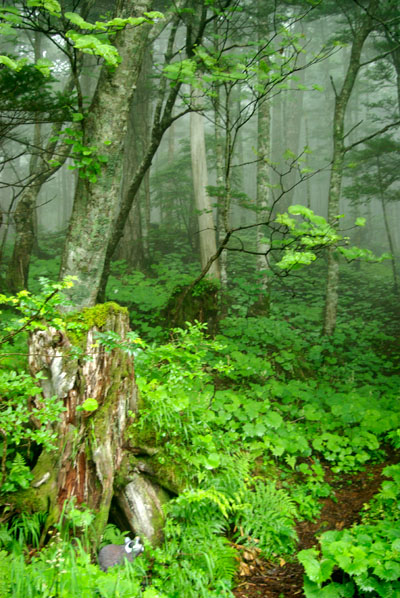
[27, 303, 138, 543]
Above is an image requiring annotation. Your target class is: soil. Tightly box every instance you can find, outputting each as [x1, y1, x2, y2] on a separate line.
[233, 452, 399, 598]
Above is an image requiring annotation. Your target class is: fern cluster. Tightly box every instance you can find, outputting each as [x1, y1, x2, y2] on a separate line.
[234, 480, 298, 558]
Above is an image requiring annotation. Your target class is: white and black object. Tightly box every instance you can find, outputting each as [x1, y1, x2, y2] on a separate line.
[98, 536, 144, 572]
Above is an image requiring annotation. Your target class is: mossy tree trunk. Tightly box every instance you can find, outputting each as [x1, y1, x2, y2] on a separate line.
[25, 304, 138, 544]
[59, 0, 152, 309]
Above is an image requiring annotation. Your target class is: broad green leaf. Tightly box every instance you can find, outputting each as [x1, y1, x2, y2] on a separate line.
[27, 0, 61, 15]
[298, 549, 334, 584]
[66, 31, 120, 65]
[79, 398, 98, 411]
[265, 411, 283, 428]
[34, 57, 53, 76]
[276, 250, 316, 270]
[0, 55, 18, 69]
[144, 11, 164, 20]
[64, 12, 97, 30]
[204, 452, 221, 469]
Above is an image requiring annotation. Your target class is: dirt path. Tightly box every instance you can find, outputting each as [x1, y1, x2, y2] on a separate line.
[233, 455, 398, 598]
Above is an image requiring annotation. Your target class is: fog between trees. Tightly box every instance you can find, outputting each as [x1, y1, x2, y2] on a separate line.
[0, 0, 399, 331]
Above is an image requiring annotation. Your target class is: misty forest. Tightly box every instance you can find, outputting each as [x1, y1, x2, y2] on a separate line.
[0, 0, 400, 597]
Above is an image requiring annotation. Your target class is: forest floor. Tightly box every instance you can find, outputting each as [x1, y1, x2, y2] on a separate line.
[233, 451, 399, 598]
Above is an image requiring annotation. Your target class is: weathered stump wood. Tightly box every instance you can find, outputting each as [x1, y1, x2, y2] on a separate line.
[115, 473, 169, 543]
[27, 304, 138, 542]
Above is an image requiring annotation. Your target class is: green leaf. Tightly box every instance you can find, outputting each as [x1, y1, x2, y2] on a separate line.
[64, 12, 96, 30]
[0, 55, 19, 70]
[163, 59, 197, 84]
[204, 452, 221, 469]
[265, 411, 283, 429]
[78, 398, 98, 412]
[27, 0, 61, 15]
[298, 549, 334, 584]
[144, 11, 164, 20]
[355, 217, 366, 227]
[392, 538, 400, 551]
[66, 31, 121, 65]
[276, 250, 317, 270]
[34, 58, 53, 76]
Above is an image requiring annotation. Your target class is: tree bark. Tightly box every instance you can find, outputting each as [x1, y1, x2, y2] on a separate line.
[256, 92, 272, 310]
[323, 0, 376, 336]
[376, 155, 399, 294]
[115, 48, 152, 270]
[214, 84, 228, 287]
[60, 0, 152, 309]
[96, 0, 222, 301]
[190, 86, 220, 280]
[96, 16, 182, 302]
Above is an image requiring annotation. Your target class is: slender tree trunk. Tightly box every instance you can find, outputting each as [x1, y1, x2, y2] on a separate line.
[278, 52, 305, 213]
[6, 187, 38, 293]
[60, 0, 152, 308]
[190, 86, 220, 280]
[6, 31, 43, 292]
[254, 4, 272, 312]
[256, 93, 272, 309]
[304, 116, 312, 209]
[388, 42, 400, 111]
[143, 169, 151, 260]
[381, 199, 399, 294]
[376, 156, 399, 294]
[5, 5, 95, 292]
[6, 32, 51, 292]
[323, 0, 375, 335]
[214, 85, 228, 287]
[6, 149, 71, 293]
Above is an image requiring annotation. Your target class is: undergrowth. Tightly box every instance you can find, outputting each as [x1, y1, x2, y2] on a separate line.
[299, 463, 400, 597]
[0, 260, 398, 597]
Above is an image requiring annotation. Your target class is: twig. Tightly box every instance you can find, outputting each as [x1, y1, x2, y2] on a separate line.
[0, 288, 59, 347]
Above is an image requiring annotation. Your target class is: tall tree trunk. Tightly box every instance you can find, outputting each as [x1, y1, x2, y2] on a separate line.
[255, 4, 272, 309]
[60, 0, 152, 308]
[115, 48, 152, 271]
[190, 86, 220, 279]
[256, 93, 272, 310]
[6, 150, 70, 292]
[277, 51, 305, 213]
[376, 156, 399, 294]
[6, 32, 57, 292]
[381, 198, 399, 294]
[5, 4, 94, 292]
[96, 12, 183, 302]
[214, 85, 228, 287]
[323, 0, 375, 336]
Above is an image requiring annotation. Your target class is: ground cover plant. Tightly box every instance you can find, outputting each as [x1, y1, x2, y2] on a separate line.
[0, 259, 399, 597]
[298, 463, 400, 597]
